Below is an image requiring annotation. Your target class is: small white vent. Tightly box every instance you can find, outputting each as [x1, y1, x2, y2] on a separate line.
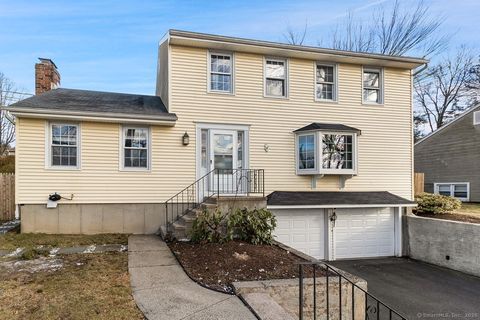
[474, 111, 480, 125]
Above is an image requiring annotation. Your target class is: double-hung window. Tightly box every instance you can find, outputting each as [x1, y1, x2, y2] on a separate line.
[122, 127, 149, 170]
[434, 183, 470, 201]
[209, 52, 233, 93]
[363, 67, 383, 104]
[265, 58, 287, 97]
[316, 64, 336, 101]
[50, 123, 79, 168]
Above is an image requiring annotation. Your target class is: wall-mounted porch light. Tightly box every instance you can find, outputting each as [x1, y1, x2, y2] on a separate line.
[182, 132, 190, 146]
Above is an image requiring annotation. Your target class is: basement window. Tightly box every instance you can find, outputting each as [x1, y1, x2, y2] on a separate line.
[434, 183, 470, 201]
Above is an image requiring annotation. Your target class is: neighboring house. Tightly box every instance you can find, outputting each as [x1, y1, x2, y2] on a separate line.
[415, 105, 480, 202]
[6, 148, 15, 156]
[5, 30, 426, 260]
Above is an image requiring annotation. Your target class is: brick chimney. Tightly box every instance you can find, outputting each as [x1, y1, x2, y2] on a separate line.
[35, 58, 60, 95]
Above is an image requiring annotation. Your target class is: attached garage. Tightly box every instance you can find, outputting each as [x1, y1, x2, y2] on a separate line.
[274, 209, 326, 259]
[268, 191, 415, 261]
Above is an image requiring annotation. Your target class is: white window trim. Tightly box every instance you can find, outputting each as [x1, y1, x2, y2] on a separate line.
[45, 121, 81, 170]
[295, 130, 358, 176]
[434, 182, 470, 201]
[264, 57, 288, 99]
[119, 125, 152, 172]
[362, 66, 384, 105]
[314, 62, 338, 103]
[474, 111, 480, 125]
[207, 50, 235, 95]
[295, 133, 318, 175]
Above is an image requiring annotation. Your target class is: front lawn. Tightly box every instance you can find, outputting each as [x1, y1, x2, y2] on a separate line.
[0, 252, 143, 320]
[455, 202, 480, 215]
[169, 240, 321, 294]
[0, 233, 128, 250]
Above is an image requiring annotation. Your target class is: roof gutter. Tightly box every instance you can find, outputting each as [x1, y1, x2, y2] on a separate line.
[169, 29, 428, 68]
[267, 203, 417, 209]
[6, 107, 178, 126]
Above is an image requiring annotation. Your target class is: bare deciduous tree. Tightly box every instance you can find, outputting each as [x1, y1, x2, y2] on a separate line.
[466, 57, 480, 104]
[0, 72, 29, 156]
[414, 48, 475, 133]
[330, 0, 448, 58]
[283, 22, 308, 45]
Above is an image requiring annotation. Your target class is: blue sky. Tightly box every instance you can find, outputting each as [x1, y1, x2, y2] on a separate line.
[0, 0, 478, 95]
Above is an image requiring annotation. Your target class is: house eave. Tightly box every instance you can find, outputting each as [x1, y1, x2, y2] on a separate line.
[7, 107, 178, 126]
[168, 29, 428, 70]
[267, 203, 416, 209]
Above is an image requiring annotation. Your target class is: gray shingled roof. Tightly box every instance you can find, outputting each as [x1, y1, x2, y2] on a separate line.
[267, 191, 414, 206]
[7, 88, 177, 120]
[294, 123, 361, 133]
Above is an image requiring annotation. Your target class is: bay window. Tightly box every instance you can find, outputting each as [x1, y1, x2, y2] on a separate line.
[295, 123, 359, 175]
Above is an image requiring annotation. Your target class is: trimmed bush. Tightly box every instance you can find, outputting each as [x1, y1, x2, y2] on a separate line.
[227, 208, 277, 245]
[190, 209, 228, 243]
[189, 207, 277, 245]
[415, 192, 461, 215]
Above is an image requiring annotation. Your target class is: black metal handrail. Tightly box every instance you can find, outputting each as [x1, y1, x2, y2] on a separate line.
[298, 262, 407, 320]
[164, 168, 265, 234]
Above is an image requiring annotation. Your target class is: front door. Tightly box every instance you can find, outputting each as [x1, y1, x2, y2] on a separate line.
[210, 130, 238, 194]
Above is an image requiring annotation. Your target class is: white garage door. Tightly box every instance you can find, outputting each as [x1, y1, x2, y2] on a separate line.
[334, 208, 395, 259]
[273, 209, 325, 259]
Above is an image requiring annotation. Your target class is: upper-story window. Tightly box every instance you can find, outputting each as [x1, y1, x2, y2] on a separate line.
[363, 67, 383, 104]
[265, 58, 287, 98]
[122, 126, 149, 170]
[209, 52, 233, 93]
[49, 123, 79, 168]
[316, 64, 337, 101]
[474, 111, 480, 125]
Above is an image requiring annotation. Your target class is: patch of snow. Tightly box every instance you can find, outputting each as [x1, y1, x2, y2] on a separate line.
[1, 257, 63, 273]
[82, 245, 96, 254]
[5, 247, 24, 257]
[49, 247, 60, 257]
[119, 245, 128, 252]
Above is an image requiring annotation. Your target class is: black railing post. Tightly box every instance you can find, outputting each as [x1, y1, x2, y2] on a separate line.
[217, 169, 220, 201]
[326, 265, 330, 320]
[339, 275, 342, 320]
[352, 283, 355, 320]
[299, 264, 304, 320]
[313, 264, 317, 320]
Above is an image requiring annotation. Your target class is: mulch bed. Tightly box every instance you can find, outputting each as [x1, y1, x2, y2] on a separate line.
[169, 241, 325, 294]
[415, 212, 480, 224]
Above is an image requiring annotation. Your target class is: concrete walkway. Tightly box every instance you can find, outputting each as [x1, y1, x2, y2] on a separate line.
[128, 235, 257, 320]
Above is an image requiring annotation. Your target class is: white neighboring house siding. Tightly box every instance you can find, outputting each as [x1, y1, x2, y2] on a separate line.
[15, 44, 414, 204]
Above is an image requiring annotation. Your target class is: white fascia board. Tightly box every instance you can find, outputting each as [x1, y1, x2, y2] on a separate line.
[268, 203, 417, 209]
[9, 110, 177, 126]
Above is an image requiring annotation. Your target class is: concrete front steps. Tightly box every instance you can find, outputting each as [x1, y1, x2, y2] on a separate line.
[160, 196, 267, 241]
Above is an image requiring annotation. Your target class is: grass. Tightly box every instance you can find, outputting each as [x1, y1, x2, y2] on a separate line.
[455, 203, 480, 215]
[0, 233, 129, 250]
[0, 252, 143, 320]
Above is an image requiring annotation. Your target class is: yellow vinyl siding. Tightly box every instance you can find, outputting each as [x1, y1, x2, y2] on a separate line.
[16, 44, 413, 204]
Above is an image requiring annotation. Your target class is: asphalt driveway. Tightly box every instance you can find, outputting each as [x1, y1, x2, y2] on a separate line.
[330, 258, 480, 319]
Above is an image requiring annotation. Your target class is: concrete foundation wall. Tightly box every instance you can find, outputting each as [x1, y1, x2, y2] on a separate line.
[406, 215, 480, 277]
[20, 203, 165, 234]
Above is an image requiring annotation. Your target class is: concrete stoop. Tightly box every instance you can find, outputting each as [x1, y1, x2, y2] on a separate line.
[242, 292, 295, 320]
